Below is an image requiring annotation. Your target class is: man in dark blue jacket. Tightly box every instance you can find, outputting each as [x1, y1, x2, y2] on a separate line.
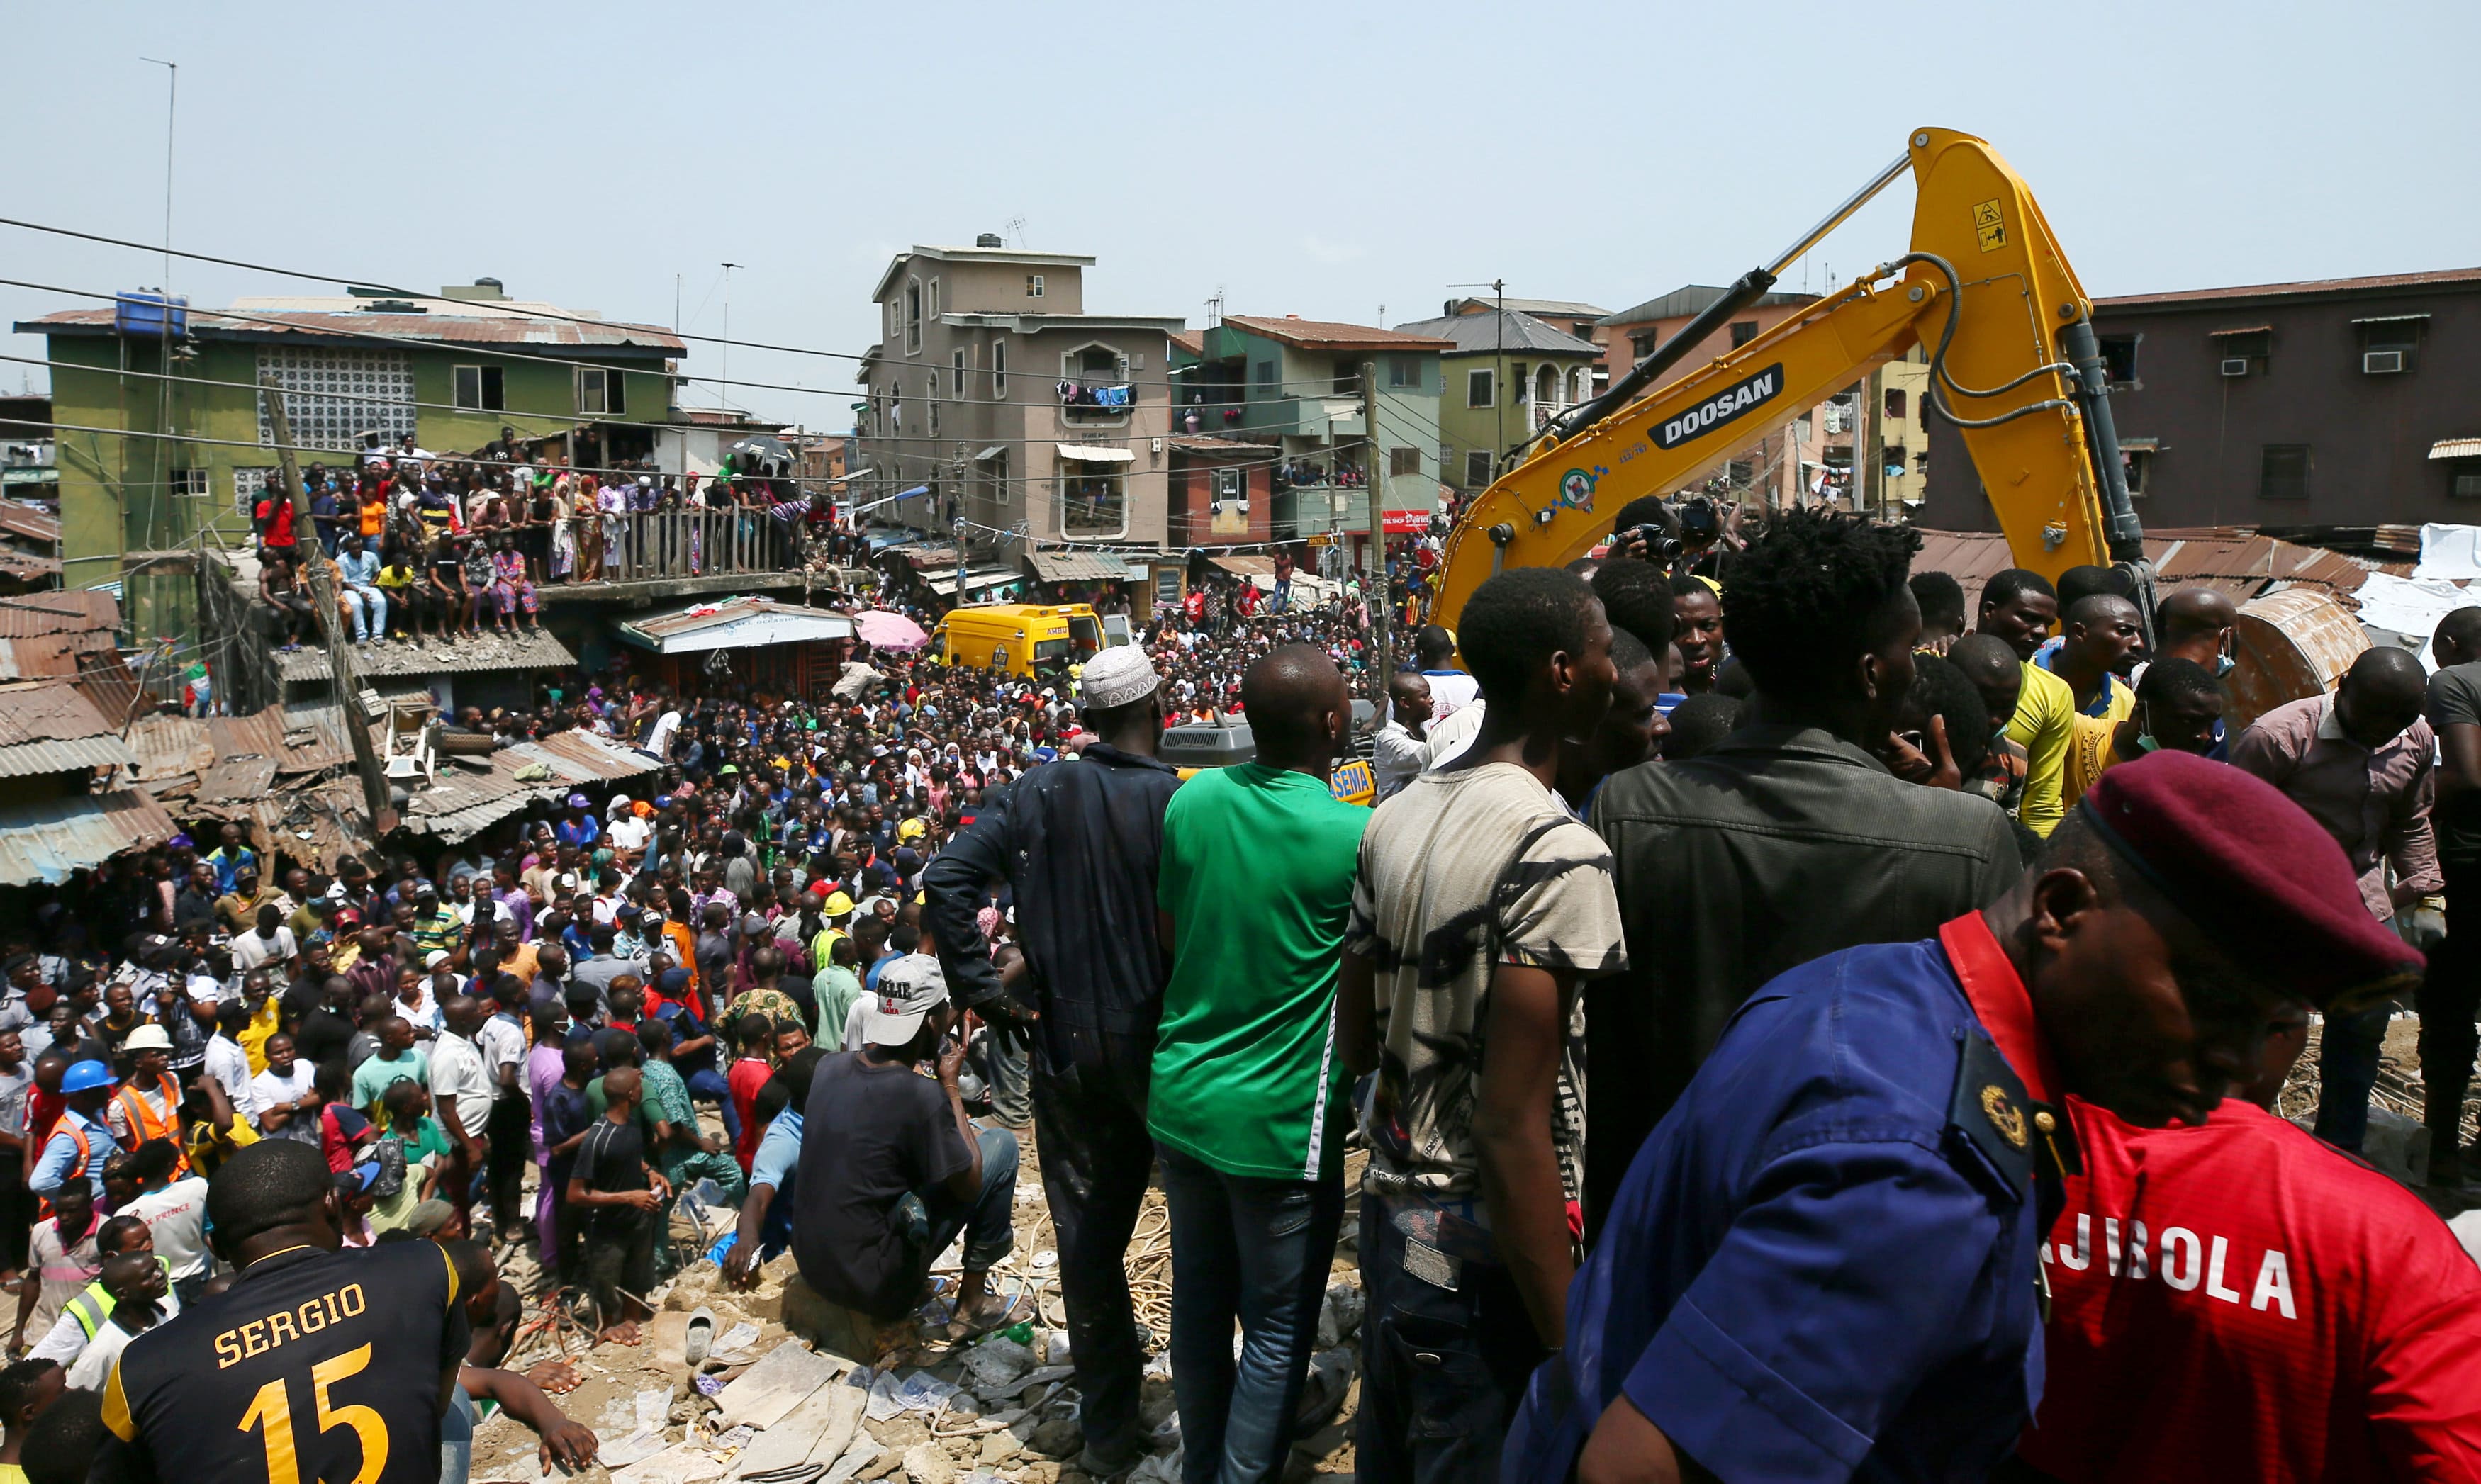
[922, 645, 1179, 1478]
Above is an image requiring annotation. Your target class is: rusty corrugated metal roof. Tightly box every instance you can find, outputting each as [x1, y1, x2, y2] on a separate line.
[0, 629, 116, 681]
[1910, 526, 2380, 614]
[0, 789, 177, 884]
[0, 505, 60, 544]
[127, 714, 216, 791]
[277, 629, 576, 681]
[2098, 266, 2481, 309]
[0, 591, 117, 637]
[1221, 315, 1456, 352]
[206, 709, 351, 776]
[22, 305, 684, 352]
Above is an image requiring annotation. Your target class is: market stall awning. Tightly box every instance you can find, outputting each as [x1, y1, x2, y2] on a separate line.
[927, 566, 1022, 597]
[0, 789, 178, 885]
[1025, 550, 1137, 582]
[615, 596, 856, 654]
[973, 446, 1007, 461]
[1055, 444, 1134, 463]
[2431, 438, 2481, 461]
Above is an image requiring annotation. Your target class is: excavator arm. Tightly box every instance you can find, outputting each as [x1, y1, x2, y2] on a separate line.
[1429, 127, 2143, 633]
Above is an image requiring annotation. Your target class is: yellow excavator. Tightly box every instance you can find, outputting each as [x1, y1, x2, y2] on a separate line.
[1428, 126, 2149, 632]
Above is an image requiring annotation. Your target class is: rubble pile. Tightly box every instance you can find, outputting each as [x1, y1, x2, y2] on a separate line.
[467, 1130, 1367, 1483]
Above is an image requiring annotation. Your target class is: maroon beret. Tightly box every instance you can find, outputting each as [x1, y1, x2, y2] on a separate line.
[2078, 750, 2424, 1008]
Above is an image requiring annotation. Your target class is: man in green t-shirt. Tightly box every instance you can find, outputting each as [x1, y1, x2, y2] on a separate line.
[1153, 644, 1365, 1484]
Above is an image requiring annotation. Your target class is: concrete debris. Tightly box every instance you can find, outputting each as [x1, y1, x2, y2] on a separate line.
[900, 1442, 956, 1484]
[960, 1334, 1036, 1392]
[719, 1337, 850, 1429]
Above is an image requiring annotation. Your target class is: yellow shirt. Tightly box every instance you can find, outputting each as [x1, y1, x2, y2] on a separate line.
[2062, 713, 2129, 815]
[238, 994, 281, 1075]
[2007, 661, 2078, 838]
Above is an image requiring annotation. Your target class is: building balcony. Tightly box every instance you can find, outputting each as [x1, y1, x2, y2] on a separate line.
[528, 507, 830, 605]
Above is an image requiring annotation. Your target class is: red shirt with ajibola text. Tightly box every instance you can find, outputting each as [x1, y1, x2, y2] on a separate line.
[2019, 1096, 2481, 1482]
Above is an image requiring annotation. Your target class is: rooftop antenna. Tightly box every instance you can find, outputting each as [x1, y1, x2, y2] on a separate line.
[1005, 216, 1028, 248]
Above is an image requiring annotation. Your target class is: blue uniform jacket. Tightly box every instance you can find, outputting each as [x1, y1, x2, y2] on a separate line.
[1508, 918, 2055, 1483]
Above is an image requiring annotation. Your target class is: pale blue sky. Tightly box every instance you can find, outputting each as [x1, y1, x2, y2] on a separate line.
[5, 0, 2473, 427]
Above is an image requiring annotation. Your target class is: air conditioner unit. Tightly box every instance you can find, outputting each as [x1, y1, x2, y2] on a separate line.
[2219, 358, 2250, 377]
[2364, 349, 2406, 374]
[1234, 500, 1250, 513]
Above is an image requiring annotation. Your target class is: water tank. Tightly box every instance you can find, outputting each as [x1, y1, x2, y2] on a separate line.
[114, 291, 187, 339]
[975, 232, 1004, 248]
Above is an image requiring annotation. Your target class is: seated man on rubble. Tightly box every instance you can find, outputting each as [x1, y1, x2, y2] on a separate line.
[787, 952, 1021, 1343]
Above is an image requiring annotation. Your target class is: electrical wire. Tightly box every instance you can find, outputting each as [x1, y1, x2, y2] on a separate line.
[0, 218, 1398, 398]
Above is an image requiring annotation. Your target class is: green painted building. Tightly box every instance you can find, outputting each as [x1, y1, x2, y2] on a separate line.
[1389, 308, 1602, 494]
[15, 281, 684, 646]
[1168, 315, 1449, 539]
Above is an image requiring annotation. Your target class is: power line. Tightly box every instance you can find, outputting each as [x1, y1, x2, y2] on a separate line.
[0, 218, 1405, 397]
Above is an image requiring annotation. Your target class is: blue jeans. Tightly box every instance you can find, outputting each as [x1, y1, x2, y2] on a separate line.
[895, 1125, 1018, 1302]
[684, 1066, 741, 1146]
[1355, 1198, 1546, 1484]
[1030, 1038, 1158, 1461]
[2314, 1004, 2390, 1151]
[1160, 1147, 1345, 1484]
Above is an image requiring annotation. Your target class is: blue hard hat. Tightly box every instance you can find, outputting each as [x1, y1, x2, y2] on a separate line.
[60, 1059, 115, 1095]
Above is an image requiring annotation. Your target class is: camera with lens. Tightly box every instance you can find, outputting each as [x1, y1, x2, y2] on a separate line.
[1613, 524, 1684, 560]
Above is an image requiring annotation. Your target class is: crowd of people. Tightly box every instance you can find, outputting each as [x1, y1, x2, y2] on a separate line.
[251, 432, 827, 651]
[6, 495, 2481, 1484]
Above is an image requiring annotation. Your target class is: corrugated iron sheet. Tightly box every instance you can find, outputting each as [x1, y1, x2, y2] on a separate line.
[0, 681, 115, 748]
[2432, 438, 2481, 461]
[126, 715, 217, 785]
[0, 789, 178, 885]
[277, 629, 576, 680]
[1910, 526, 2379, 614]
[0, 504, 60, 544]
[399, 730, 652, 839]
[206, 709, 351, 776]
[1025, 551, 1136, 582]
[515, 730, 659, 783]
[28, 305, 684, 352]
[0, 629, 116, 680]
[193, 755, 279, 804]
[0, 591, 118, 637]
[0, 735, 139, 777]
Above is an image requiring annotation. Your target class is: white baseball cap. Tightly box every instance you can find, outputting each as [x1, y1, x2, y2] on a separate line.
[859, 955, 950, 1045]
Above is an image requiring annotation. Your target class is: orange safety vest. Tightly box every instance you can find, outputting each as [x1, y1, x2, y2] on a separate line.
[35, 1118, 91, 1218]
[114, 1077, 191, 1176]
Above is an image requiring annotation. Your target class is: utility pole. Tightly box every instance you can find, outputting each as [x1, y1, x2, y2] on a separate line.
[720, 262, 741, 412]
[1361, 360, 1393, 685]
[261, 377, 394, 836]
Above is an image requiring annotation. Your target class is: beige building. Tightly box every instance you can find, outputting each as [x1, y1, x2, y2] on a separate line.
[855, 237, 1186, 558]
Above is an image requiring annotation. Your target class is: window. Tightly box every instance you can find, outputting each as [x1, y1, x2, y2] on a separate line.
[1725, 459, 1755, 486]
[1465, 449, 1493, 488]
[2213, 328, 2270, 371]
[1389, 447, 1421, 478]
[1334, 362, 1359, 395]
[1730, 320, 1759, 349]
[169, 468, 210, 501]
[453, 365, 504, 412]
[906, 279, 923, 352]
[1388, 356, 1420, 390]
[982, 449, 1011, 507]
[2123, 450, 2151, 497]
[952, 349, 967, 397]
[1883, 388, 1906, 420]
[2261, 444, 2310, 500]
[2449, 460, 2481, 499]
[2358, 317, 2424, 373]
[929, 388, 941, 440]
[1254, 359, 1277, 395]
[1026, 274, 1045, 298]
[1062, 470, 1126, 538]
[258, 347, 415, 451]
[928, 279, 941, 320]
[1467, 369, 1494, 408]
[2098, 334, 2140, 386]
[1212, 466, 1243, 500]
[576, 367, 624, 416]
[991, 340, 1007, 398]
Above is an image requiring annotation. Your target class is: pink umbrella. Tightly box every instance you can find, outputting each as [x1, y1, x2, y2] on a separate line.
[856, 609, 929, 651]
